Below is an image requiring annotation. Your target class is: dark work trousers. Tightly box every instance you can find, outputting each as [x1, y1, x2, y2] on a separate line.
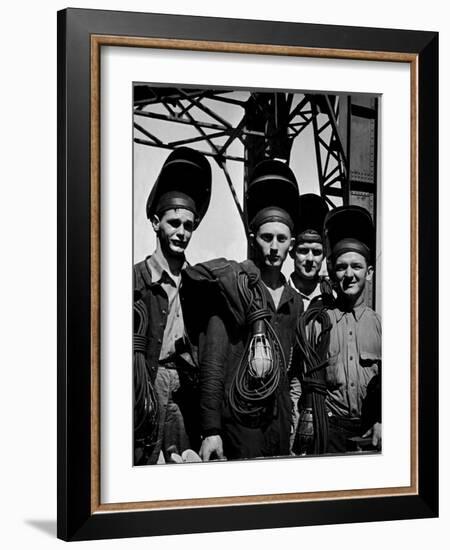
[221, 389, 291, 460]
[327, 414, 362, 454]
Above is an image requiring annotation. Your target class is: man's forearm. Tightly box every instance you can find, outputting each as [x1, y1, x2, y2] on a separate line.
[199, 314, 228, 436]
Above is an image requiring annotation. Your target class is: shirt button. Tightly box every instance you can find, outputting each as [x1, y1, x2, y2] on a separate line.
[350, 382, 355, 387]
[349, 356, 353, 361]
[162, 309, 167, 314]
[349, 331, 353, 336]
[157, 339, 162, 344]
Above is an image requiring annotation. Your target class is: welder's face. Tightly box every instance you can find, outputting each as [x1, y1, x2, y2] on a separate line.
[152, 208, 195, 257]
[253, 221, 294, 269]
[333, 251, 373, 303]
[293, 241, 324, 280]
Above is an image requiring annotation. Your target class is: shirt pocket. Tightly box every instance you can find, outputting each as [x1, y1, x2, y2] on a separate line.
[357, 324, 381, 366]
[359, 349, 381, 372]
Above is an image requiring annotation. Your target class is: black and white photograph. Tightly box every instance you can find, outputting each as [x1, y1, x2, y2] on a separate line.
[132, 85, 381, 466]
[0, 0, 444, 546]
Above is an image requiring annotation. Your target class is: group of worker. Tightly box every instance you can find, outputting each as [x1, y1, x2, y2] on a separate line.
[133, 147, 381, 465]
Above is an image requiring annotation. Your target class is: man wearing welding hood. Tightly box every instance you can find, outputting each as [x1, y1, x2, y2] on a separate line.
[289, 193, 330, 310]
[323, 206, 382, 453]
[183, 159, 303, 461]
[133, 147, 212, 465]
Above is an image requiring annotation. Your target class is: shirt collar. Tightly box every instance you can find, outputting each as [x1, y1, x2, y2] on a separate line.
[265, 275, 298, 312]
[354, 303, 368, 321]
[335, 301, 368, 322]
[279, 282, 300, 310]
[289, 274, 321, 302]
[288, 274, 299, 293]
[146, 249, 186, 287]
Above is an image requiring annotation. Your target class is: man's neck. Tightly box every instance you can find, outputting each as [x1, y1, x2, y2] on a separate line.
[291, 272, 319, 296]
[260, 266, 284, 290]
[155, 243, 185, 277]
[337, 293, 364, 311]
[260, 267, 285, 310]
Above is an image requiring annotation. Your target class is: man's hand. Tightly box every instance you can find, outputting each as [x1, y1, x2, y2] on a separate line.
[199, 435, 226, 461]
[362, 422, 382, 450]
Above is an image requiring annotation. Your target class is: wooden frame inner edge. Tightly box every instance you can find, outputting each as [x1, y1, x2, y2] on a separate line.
[89, 35, 419, 514]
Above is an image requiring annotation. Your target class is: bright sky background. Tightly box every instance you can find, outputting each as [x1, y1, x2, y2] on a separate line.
[133, 89, 327, 276]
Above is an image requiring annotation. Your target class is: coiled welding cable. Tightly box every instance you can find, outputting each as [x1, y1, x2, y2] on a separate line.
[228, 272, 286, 423]
[133, 299, 158, 440]
[295, 297, 331, 454]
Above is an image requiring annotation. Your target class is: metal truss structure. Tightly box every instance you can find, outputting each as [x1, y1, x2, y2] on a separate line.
[133, 86, 374, 238]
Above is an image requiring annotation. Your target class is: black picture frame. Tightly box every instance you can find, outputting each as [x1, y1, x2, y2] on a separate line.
[57, 8, 438, 541]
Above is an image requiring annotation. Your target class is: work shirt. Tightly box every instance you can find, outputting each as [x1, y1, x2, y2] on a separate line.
[134, 252, 193, 377]
[146, 251, 186, 362]
[325, 303, 381, 419]
[134, 252, 197, 464]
